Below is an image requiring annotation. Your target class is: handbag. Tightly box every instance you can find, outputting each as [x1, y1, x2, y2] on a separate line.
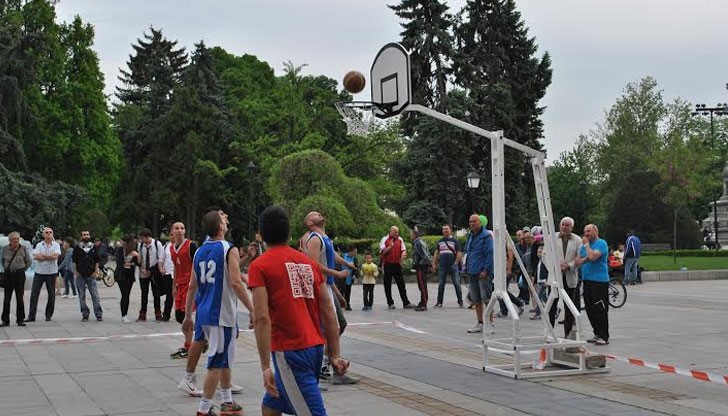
[0, 247, 22, 289]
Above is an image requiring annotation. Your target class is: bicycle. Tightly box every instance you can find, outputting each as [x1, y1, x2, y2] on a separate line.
[96, 264, 116, 287]
[577, 277, 627, 309]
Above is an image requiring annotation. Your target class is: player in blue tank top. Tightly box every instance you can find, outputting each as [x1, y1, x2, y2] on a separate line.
[182, 209, 254, 416]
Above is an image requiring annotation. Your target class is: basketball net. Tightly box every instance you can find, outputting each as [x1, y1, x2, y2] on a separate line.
[335, 101, 376, 136]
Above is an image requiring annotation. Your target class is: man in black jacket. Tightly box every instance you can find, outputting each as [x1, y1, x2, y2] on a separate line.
[71, 229, 103, 321]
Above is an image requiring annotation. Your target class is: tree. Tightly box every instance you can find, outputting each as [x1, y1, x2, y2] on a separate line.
[389, 0, 454, 127]
[113, 27, 187, 234]
[452, 0, 552, 227]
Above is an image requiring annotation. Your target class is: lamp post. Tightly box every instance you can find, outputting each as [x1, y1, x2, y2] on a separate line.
[247, 161, 257, 241]
[466, 171, 481, 215]
[691, 103, 728, 249]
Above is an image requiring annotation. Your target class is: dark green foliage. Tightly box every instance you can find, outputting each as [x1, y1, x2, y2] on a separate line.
[402, 201, 447, 235]
[0, 163, 87, 238]
[453, 0, 552, 227]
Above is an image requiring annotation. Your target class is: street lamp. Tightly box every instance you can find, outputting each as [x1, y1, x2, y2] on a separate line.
[691, 103, 728, 249]
[247, 161, 257, 240]
[466, 171, 481, 214]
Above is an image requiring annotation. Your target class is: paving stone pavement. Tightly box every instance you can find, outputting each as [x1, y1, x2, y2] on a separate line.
[0, 278, 725, 415]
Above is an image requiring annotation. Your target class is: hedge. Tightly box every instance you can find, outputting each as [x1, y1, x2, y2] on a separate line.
[641, 249, 728, 257]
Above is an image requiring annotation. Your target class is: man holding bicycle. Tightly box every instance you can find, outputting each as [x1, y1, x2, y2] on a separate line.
[575, 224, 610, 346]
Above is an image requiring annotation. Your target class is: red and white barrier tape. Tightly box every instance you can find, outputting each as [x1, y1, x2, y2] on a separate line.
[602, 354, 728, 387]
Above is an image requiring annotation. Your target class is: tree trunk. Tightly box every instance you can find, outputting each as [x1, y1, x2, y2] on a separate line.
[673, 207, 678, 264]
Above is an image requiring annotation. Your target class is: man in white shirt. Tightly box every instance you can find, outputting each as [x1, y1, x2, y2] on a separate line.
[137, 228, 166, 322]
[26, 227, 61, 322]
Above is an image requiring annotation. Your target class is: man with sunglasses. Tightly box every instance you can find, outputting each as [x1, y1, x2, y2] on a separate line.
[26, 227, 61, 322]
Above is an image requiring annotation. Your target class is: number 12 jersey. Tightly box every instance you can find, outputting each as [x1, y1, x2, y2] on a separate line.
[193, 240, 237, 327]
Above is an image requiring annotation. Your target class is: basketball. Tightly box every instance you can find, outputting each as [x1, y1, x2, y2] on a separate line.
[343, 71, 366, 94]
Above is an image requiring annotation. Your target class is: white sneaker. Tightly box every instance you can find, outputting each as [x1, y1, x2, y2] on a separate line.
[121, 316, 130, 323]
[70, 295, 77, 299]
[487, 322, 496, 334]
[217, 383, 244, 394]
[178, 375, 202, 397]
[467, 323, 484, 333]
[61, 294, 68, 298]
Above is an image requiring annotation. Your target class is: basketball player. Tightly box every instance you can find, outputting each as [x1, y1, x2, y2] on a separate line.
[300, 211, 358, 385]
[178, 214, 245, 397]
[182, 210, 254, 416]
[250, 205, 348, 416]
[170, 222, 198, 359]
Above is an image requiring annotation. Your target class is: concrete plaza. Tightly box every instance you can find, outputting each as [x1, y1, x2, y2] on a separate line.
[0, 278, 726, 415]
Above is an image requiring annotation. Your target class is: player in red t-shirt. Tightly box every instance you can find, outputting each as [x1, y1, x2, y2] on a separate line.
[249, 206, 347, 416]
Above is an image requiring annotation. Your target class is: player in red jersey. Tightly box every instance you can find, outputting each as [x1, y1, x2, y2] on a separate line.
[169, 222, 198, 360]
[249, 206, 347, 416]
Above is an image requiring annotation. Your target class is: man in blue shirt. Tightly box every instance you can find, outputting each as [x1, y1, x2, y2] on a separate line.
[464, 215, 495, 334]
[623, 231, 641, 285]
[575, 224, 610, 345]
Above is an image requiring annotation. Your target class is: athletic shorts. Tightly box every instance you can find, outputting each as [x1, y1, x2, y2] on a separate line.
[468, 275, 494, 304]
[262, 345, 326, 416]
[174, 282, 189, 312]
[202, 326, 235, 369]
[193, 317, 205, 342]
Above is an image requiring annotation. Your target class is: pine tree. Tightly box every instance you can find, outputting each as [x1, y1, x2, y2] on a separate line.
[453, 0, 552, 227]
[113, 27, 187, 233]
[389, 0, 454, 112]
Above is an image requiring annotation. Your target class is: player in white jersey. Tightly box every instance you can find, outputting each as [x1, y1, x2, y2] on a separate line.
[183, 209, 254, 416]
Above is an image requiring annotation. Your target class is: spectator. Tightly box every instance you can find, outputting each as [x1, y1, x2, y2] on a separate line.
[1, 232, 32, 326]
[342, 245, 358, 311]
[27, 227, 61, 322]
[576, 224, 610, 345]
[530, 245, 548, 320]
[548, 217, 582, 339]
[379, 226, 413, 310]
[432, 224, 463, 308]
[410, 229, 431, 311]
[137, 228, 165, 321]
[360, 251, 378, 310]
[623, 231, 642, 285]
[516, 229, 535, 305]
[72, 229, 103, 322]
[464, 215, 495, 334]
[59, 237, 77, 298]
[116, 235, 140, 323]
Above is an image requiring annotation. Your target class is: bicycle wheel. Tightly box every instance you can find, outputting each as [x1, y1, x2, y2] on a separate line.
[102, 267, 115, 287]
[608, 278, 627, 308]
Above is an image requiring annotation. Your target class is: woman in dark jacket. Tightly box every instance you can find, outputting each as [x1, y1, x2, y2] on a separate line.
[116, 235, 140, 323]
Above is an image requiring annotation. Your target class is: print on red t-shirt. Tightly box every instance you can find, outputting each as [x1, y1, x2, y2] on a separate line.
[248, 245, 325, 351]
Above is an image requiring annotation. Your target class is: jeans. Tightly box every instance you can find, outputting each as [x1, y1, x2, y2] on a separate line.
[1, 270, 25, 324]
[28, 273, 56, 320]
[624, 257, 639, 284]
[436, 264, 463, 305]
[62, 269, 77, 296]
[76, 275, 103, 319]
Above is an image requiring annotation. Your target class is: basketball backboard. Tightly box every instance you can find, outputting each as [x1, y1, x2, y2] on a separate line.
[370, 43, 412, 119]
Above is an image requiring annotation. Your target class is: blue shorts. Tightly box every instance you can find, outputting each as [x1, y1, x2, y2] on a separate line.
[262, 345, 326, 415]
[202, 326, 235, 369]
[193, 318, 205, 342]
[468, 275, 494, 304]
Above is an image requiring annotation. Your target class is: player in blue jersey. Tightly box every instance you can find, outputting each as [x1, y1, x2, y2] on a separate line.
[183, 209, 254, 416]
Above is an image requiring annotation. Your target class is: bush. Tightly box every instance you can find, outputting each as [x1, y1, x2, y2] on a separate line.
[641, 249, 728, 257]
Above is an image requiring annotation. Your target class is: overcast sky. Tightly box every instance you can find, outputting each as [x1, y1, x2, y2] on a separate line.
[55, 0, 728, 161]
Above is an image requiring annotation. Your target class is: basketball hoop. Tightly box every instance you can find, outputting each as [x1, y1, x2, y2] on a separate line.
[335, 101, 376, 136]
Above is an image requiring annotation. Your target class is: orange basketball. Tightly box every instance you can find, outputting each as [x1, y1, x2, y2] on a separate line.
[343, 71, 366, 94]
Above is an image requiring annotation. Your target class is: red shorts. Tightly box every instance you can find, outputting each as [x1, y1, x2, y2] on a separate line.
[175, 282, 191, 312]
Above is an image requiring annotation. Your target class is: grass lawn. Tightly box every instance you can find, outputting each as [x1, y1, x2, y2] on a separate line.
[639, 256, 728, 271]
